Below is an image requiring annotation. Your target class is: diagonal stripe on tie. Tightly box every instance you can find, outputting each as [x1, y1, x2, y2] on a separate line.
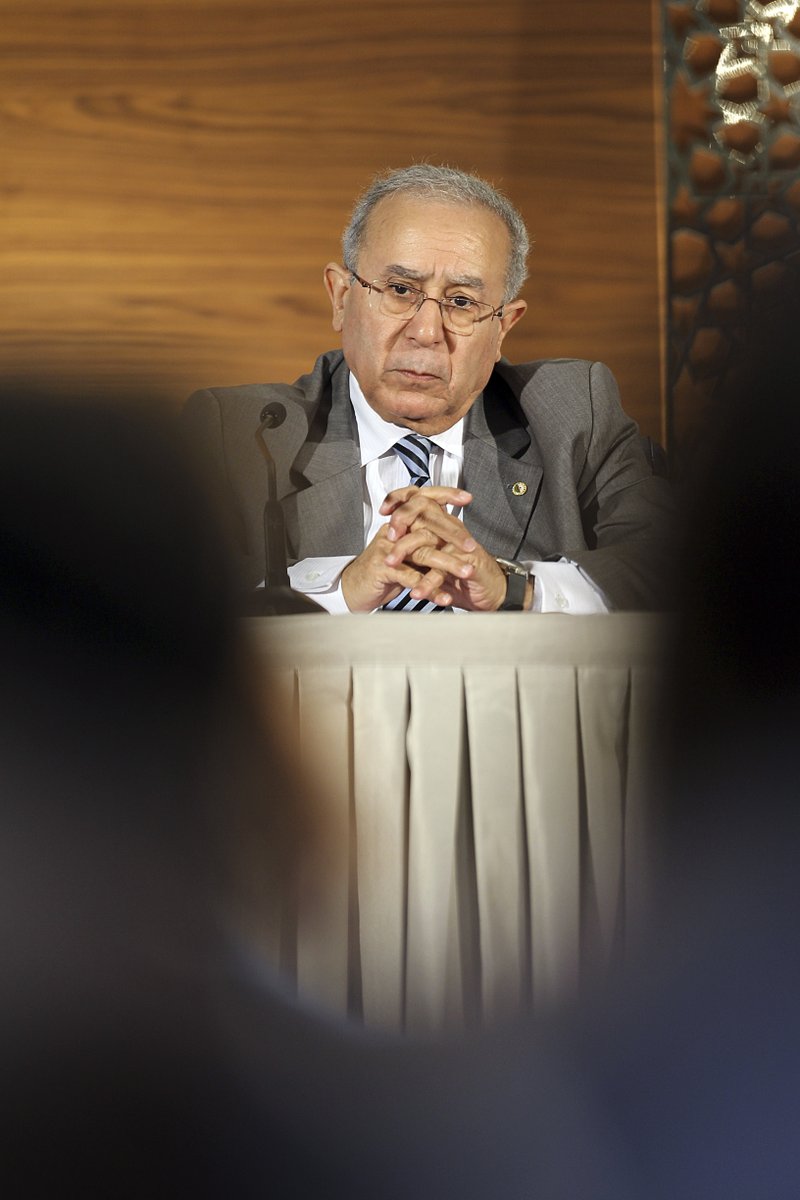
[382, 434, 449, 613]
[392, 433, 433, 486]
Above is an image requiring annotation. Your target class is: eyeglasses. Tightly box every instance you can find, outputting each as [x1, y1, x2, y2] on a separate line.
[349, 272, 504, 336]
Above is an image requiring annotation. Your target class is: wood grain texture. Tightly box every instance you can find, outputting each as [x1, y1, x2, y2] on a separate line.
[1, 0, 665, 436]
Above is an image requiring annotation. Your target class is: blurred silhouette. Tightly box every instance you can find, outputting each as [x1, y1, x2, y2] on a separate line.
[583, 291, 800, 1199]
[7, 330, 800, 1198]
[0, 388, 314, 1195]
[0, 383, 636, 1199]
[671, 315, 800, 798]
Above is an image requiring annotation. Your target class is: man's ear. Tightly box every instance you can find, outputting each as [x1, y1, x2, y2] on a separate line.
[324, 263, 351, 333]
[495, 299, 527, 359]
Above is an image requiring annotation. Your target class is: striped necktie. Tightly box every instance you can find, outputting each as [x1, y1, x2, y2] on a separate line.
[382, 433, 448, 613]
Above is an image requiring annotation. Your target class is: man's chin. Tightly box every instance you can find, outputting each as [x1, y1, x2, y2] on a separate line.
[371, 382, 449, 426]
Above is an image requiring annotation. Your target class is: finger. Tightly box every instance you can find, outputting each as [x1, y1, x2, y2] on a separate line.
[390, 502, 477, 549]
[391, 564, 431, 589]
[386, 503, 469, 544]
[383, 526, 441, 567]
[408, 566, 450, 604]
[408, 542, 477, 581]
[385, 491, 463, 531]
[380, 485, 472, 517]
[410, 583, 453, 605]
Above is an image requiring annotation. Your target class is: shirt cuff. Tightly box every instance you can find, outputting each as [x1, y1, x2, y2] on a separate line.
[288, 556, 355, 614]
[526, 560, 609, 614]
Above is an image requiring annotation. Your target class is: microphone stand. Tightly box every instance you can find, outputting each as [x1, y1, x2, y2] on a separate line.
[242, 403, 326, 616]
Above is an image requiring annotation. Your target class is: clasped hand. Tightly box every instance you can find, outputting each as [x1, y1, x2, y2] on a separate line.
[341, 485, 507, 613]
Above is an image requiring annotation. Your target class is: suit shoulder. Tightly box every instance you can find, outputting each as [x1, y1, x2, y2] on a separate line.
[494, 357, 621, 413]
[185, 350, 346, 420]
[494, 356, 610, 393]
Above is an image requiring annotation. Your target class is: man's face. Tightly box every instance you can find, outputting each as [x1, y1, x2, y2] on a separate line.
[324, 194, 527, 435]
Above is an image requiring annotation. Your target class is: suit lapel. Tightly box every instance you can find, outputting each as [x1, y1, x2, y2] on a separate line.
[281, 357, 364, 558]
[463, 376, 543, 561]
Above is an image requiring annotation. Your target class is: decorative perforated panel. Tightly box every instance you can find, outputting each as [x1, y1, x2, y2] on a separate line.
[665, 1, 800, 445]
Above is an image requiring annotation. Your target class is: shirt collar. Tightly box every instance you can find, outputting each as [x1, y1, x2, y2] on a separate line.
[348, 371, 464, 465]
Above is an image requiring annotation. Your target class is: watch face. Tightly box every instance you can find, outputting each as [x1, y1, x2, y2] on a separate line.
[496, 557, 525, 576]
[500, 560, 526, 576]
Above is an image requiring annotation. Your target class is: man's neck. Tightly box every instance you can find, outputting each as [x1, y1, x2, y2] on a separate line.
[348, 372, 464, 464]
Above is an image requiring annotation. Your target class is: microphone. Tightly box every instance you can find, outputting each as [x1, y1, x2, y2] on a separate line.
[258, 403, 289, 590]
[243, 402, 325, 616]
[260, 401, 286, 430]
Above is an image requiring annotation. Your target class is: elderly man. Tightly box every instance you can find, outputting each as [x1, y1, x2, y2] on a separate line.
[185, 164, 673, 613]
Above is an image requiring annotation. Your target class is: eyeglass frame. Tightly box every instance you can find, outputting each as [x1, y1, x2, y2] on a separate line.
[348, 271, 505, 335]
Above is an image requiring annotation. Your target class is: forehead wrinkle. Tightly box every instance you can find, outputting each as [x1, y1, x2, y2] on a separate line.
[382, 263, 487, 291]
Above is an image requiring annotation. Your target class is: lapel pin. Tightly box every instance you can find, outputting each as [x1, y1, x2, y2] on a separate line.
[511, 481, 528, 496]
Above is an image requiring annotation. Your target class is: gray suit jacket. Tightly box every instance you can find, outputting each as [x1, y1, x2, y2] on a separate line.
[184, 350, 675, 610]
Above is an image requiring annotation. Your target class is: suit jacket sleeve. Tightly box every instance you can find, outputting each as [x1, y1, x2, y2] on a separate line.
[181, 383, 291, 593]
[568, 362, 676, 610]
[538, 361, 676, 610]
[487, 358, 677, 611]
[181, 352, 355, 594]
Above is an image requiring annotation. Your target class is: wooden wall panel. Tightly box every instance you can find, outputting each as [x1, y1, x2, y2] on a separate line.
[1, 0, 665, 437]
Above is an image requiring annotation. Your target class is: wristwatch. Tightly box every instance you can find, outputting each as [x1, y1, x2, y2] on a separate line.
[495, 557, 532, 611]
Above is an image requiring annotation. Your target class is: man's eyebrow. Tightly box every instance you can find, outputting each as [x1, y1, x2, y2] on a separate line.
[383, 265, 486, 291]
[446, 273, 485, 291]
[383, 264, 426, 282]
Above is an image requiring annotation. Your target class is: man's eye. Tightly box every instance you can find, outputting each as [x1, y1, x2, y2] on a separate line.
[446, 295, 478, 311]
[387, 282, 416, 298]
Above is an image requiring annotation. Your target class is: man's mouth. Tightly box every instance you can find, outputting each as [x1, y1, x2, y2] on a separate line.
[392, 367, 441, 382]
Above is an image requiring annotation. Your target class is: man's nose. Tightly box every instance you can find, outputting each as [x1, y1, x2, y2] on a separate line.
[403, 295, 446, 344]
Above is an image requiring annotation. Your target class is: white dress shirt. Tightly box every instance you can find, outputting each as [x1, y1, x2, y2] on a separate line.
[288, 374, 608, 614]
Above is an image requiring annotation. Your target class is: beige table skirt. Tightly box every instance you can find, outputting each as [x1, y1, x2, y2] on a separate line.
[243, 613, 667, 1033]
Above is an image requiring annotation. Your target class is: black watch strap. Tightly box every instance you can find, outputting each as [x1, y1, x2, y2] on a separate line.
[495, 558, 531, 611]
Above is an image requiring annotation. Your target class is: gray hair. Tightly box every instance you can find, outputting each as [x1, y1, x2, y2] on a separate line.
[342, 164, 530, 303]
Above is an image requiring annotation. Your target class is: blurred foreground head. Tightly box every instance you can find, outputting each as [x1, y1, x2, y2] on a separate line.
[0, 384, 307, 1192]
[0, 382, 299, 830]
[0, 379, 313, 921]
[598, 294, 800, 1200]
[667, 291, 800, 829]
[1, 386, 238, 786]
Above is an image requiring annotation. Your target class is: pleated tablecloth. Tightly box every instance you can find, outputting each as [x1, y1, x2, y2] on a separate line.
[242, 613, 668, 1033]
